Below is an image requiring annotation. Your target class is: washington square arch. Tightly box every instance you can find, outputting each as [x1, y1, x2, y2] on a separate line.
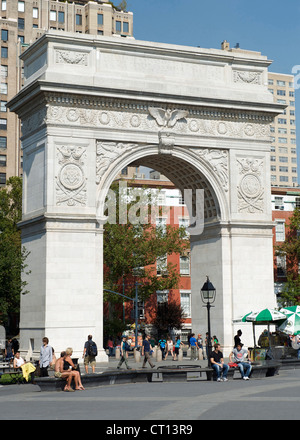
[8, 31, 284, 361]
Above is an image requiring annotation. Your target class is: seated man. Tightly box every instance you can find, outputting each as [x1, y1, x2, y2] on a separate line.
[210, 343, 229, 382]
[229, 343, 252, 380]
[55, 351, 74, 392]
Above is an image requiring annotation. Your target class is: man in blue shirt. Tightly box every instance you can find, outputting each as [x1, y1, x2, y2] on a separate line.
[142, 334, 155, 368]
[189, 333, 199, 360]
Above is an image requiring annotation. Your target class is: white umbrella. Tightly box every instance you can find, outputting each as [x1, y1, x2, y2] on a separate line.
[279, 306, 300, 336]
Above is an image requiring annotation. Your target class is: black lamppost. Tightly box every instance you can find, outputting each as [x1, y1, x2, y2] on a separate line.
[200, 276, 216, 367]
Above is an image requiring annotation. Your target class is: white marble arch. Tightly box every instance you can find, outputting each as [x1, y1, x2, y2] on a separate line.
[8, 31, 284, 359]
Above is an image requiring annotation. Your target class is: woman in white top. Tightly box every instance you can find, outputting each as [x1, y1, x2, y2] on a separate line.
[13, 352, 25, 369]
[165, 336, 174, 360]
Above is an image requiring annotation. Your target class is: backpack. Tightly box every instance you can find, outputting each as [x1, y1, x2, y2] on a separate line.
[88, 341, 97, 356]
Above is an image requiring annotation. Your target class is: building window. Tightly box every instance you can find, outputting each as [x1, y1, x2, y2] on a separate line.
[33, 7, 38, 19]
[278, 119, 287, 125]
[277, 90, 286, 96]
[180, 255, 190, 275]
[18, 1, 25, 12]
[50, 10, 57, 21]
[156, 254, 167, 276]
[268, 79, 273, 85]
[0, 172, 6, 187]
[290, 120, 296, 126]
[156, 290, 168, 304]
[1, 1, 6, 11]
[97, 14, 103, 26]
[276, 255, 286, 277]
[0, 136, 7, 148]
[1, 47, 8, 58]
[278, 128, 287, 134]
[280, 176, 289, 182]
[123, 22, 129, 33]
[279, 156, 288, 163]
[18, 18, 25, 30]
[0, 65, 7, 78]
[180, 292, 191, 318]
[0, 154, 6, 166]
[277, 80, 286, 86]
[1, 29, 8, 41]
[58, 11, 65, 24]
[0, 83, 7, 94]
[156, 217, 167, 235]
[279, 166, 288, 172]
[76, 14, 82, 25]
[0, 101, 7, 112]
[116, 21, 122, 32]
[289, 91, 295, 97]
[0, 119, 7, 130]
[278, 137, 287, 144]
[275, 220, 285, 241]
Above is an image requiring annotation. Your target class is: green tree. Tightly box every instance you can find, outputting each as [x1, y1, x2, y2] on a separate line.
[153, 300, 186, 338]
[276, 207, 300, 306]
[103, 181, 189, 304]
[0, 177, 30, 326]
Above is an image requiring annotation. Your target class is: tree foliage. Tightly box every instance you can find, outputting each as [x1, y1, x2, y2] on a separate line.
[0, 177, 30, 324]
[276, 207, 300, 306]
[153, 300, 186, 338]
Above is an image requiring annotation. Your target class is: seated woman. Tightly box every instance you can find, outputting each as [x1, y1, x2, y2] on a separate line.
[63, 347, 85, 391]
[13, 351, 25, 369]
[13, 352, 35, 383]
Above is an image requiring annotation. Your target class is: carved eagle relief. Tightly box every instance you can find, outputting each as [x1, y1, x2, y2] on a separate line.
[148, 107, 189, 128]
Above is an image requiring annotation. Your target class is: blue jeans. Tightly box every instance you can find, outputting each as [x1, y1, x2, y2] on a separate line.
[212, 363, 229, 379]
[237, 362, 252, 378]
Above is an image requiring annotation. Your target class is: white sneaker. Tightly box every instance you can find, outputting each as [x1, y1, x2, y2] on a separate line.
[243, 376, 249, 380]
[222, 378, 228, 382]
[217, 378, 221, 382]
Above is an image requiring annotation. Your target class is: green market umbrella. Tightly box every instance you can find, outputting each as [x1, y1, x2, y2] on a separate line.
[278, 306, 300, 336]
[245, 308, 286, 349]
[246, 308, 286, 324]
[232, 312, 252, 323]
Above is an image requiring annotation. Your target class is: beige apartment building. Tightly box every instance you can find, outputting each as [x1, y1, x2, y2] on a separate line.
[268, 72, 298, 187]
[0, 0, 133, 186]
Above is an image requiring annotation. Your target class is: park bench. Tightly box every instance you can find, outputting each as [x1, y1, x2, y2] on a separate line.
[0, 370, 26, 384]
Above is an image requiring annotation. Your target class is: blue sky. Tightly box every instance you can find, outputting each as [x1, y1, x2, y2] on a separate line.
[126, 0, 300, 181]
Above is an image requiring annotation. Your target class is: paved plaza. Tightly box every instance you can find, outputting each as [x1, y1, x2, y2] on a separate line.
[1, 356, 300, 421]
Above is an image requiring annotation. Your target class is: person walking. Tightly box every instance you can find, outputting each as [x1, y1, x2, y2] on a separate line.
[117, 336, 131, 370]
[39, 337, 52, 377]
[189, 333, 199, 360]
[229, 343, 252, 380]
[142, 334, 155, 369]
[158, 336, 166, 360]
[173, 336, 183, 361]
[210, 343, 229, 382]
[83, 335, 97, 374]
[165, 336, 174, 360]
[197, 334, 205, 360]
